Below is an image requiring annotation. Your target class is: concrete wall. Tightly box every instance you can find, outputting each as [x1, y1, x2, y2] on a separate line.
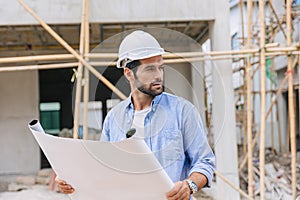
[0, 70, 40, 174]
[164, 63, 192, 102]
[1, 0, 215, 25]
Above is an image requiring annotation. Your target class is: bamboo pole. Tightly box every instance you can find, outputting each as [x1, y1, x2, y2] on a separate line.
[286, 0, 297, 199]
[259, 0, 266, 200]
[0, 54, 75, 64]
[17, 0, 127, 101]
[73, 0, 87, 139]
[214, 170, 251, 200]
[83, 0, 90, 140]
[87, 52, 300, 66]
[86, 47, 299, 59]
[239, 56, 299, 171]
[238, 0, 247, 157]
[243, 76, 247, 156]
[265, 43, 279, 48]
[91, 50, 300, 58]
[258, 0, 267, 198]
[239, 79, 287, 171]
[0, 62, 78, 72]
[246, 0, 254, 198]
[270, 92, 275, 155]
[83, 68, 89, 140]
[275, 100, 282, 153]
[1, 52, 299, 72]
[84, 53, 116, 58]
[270, 58, 275, 155]
[0, 49, 299, 66]
[299, 41, 300, 166]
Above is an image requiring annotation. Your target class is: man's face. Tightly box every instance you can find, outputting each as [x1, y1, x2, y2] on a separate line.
[133, 55, 164, 97]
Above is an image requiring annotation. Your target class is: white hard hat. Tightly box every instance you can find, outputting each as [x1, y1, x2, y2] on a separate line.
[116, 30, 165, 68]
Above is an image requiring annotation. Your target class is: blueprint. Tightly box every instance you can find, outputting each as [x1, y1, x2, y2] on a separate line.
[28, 120, 173, 200]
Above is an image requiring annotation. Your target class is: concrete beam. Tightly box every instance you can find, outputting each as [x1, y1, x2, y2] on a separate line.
[1, 0, 215, 26]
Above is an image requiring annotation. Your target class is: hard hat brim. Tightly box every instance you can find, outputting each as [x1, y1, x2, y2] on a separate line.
[116, 48, 165, 68]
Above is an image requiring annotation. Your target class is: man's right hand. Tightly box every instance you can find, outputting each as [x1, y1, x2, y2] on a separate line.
[55, 177, 75, 194]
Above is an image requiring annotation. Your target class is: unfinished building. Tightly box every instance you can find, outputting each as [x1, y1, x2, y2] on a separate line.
[0, 0, 299, 199]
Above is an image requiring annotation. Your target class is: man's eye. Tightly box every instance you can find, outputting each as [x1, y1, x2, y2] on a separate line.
[145, 67, 154, 71]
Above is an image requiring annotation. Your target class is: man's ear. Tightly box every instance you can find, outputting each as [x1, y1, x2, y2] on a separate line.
[124, 68, 133, 80]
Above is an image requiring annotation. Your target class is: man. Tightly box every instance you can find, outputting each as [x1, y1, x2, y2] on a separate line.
[57, 30, 215, 200]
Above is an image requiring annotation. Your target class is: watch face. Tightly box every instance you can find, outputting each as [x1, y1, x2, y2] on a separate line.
[191, 181, 198, 192]
[186, 180, 198, 194]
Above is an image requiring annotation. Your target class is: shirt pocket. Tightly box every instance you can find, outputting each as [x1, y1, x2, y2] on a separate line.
[160, 129, 184, 162]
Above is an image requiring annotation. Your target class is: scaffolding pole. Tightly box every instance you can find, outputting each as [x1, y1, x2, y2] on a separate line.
[2, 1, 297, 198]
[73, 0, 88, 139]
[1, 48, 300, 65]
[215, 170, 251, 200]
[258, 0, 267, 199]
[246, 0, 254, 198]
[17, 0, 127, 101]
[0, 62, 79, 72]
[239, 56, 299, 171]
[83, 0, 90, 140]
[286, 0, 297, 199]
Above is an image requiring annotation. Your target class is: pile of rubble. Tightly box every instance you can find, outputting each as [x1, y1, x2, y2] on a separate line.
[5, 168, 53, 192]
[0, 168, 71, 200]
[239, 149, 300, 199]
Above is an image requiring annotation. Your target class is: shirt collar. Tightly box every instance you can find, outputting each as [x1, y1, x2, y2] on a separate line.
[125, 92, 164, 110]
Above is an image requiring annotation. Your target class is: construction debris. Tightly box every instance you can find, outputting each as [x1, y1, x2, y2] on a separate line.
[4, 168, 53, 193]
[15, 176, 35, 185]
[0, 185, 70, 200]
[7, 183, 29, 192]
[239, 149, 300, 199]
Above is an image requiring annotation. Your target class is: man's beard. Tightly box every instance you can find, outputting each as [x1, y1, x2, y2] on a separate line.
[135, 79, 164, 97]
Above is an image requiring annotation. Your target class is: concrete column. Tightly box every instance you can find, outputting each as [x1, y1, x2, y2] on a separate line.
[209, 0, 240, 199]
[191, 60, 207, 127]
[0, 70, 40, 174]
[277, 71, 289, 153]
[280, 98, 289, 153]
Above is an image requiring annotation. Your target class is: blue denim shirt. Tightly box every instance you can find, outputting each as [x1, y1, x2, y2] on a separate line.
[101, 92, 215, 187]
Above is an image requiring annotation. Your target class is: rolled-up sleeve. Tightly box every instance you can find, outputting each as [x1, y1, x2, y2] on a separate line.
[182, 106, 216, 187]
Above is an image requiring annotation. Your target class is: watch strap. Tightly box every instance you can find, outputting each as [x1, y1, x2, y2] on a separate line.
[185, 179, 198, 194]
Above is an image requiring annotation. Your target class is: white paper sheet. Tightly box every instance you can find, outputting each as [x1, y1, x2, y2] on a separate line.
[28, 120, 173, 200]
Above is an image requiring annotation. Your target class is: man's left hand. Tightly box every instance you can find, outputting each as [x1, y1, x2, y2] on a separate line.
[166, 181, 191, 200]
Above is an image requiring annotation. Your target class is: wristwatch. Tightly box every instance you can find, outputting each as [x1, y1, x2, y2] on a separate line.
[185, 179, 198, 194]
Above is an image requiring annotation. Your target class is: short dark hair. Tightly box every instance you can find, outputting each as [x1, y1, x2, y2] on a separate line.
[125, 60, 141, 69]
[125, 60, 141, 75]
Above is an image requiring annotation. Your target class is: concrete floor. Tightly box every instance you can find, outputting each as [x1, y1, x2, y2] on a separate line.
[0, 185, 70, 200]
[0, 174, 215, 200]
[0, 185, 215, 200]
